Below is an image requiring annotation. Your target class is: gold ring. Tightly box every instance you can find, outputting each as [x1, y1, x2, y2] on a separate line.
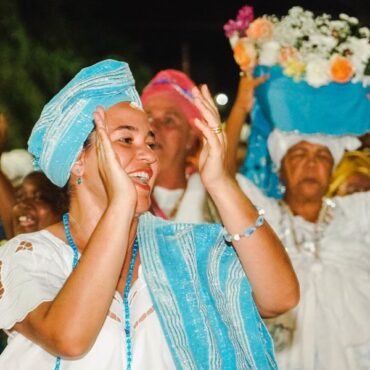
[210, 126, 223, 134]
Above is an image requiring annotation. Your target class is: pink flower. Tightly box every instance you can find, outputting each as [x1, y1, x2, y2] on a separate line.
[223, 20, 242, 38]
[224, 5, 254, 38]
[236, 6, 254, 23]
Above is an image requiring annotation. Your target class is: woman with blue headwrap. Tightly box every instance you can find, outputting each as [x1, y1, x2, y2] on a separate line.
[0, 59, 298, 369]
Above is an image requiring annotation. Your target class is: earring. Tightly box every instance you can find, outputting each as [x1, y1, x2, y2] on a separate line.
[76, 170, 83, 185]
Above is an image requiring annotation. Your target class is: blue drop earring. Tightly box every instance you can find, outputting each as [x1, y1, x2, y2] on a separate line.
[76, 170, 83, 185]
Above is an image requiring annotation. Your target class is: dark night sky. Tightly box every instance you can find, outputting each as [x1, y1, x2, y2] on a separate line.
[18, 0, 370, 112]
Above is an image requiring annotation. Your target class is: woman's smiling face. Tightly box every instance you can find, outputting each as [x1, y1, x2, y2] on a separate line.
[80, 102, 159, 214]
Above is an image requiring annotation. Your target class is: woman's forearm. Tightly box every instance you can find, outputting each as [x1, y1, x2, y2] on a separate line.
[192, 83, 295, 316]
[14, 201, 136, 356]
[225, 104, 249, 176]
[207, 177, 299, 317]
[225, 74, 269, 177]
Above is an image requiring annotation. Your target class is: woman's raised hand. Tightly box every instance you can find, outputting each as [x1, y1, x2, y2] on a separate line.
[236, 70, 269, 113]
[93, 107, 137, 206]
[224, 71, 269, 176]
[192, 85, 231, 192]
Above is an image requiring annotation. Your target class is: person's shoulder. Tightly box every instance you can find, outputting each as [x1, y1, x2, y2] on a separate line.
[0, 232, 41, 255]
[332, 191, 370, 210]
[235, 173, 279, 210]
[0, 230, 67, 261]
[329, 192, 370, 234]
[3, 230, 57, 246]
[235, 173, 267, 199]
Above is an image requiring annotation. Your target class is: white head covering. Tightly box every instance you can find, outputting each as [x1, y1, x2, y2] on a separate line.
[268, 129, 362, 170]
[0, 149, 34, 186]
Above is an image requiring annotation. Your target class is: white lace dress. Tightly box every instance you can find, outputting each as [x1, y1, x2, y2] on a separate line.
[237, 176, 370, 370]
[0, 230, 175, 369]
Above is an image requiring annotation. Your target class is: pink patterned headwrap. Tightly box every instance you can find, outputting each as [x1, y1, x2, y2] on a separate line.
[141, 70, 202, 130]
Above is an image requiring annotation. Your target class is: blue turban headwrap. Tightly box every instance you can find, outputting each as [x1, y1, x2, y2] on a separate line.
[240, 65, 370, 198]
[28, 59, 142, 187]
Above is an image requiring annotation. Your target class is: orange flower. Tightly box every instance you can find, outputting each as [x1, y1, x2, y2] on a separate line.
[330, 56, 354, 83]
[278, 47, 300, 67]
[246, 17, 273, 40]
[233, 38, 257, 71]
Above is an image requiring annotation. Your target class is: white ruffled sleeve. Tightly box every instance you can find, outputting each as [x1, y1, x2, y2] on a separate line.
[0, 232, 70, 330]
[334, 191, 370, 241]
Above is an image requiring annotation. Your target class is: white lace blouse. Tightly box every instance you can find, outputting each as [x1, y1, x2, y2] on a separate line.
[0, 230, 175, 369]
[237, 176, 370, 370]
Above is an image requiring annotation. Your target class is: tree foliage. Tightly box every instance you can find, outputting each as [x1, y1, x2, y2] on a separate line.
[0, 0, 152, 149]
[0, 1, 85, 148]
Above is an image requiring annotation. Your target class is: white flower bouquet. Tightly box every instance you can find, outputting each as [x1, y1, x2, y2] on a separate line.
[224, 6, 370, 87]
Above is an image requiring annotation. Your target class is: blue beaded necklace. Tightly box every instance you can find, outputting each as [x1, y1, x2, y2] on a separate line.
[54, 213, 79, 370]
[54, 213, 138, 370]
[123, 237, 139, 370]
[63, 213, 79, 269]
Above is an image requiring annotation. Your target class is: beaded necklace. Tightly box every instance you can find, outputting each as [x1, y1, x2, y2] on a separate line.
[123, 238, 139, 370]
[54, 213, 79, 370]
[55, 213, 138, 370]
[279, 199, 335, 258]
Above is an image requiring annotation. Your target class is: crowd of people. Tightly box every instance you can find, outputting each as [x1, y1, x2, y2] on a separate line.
[0, 5, 369, 370]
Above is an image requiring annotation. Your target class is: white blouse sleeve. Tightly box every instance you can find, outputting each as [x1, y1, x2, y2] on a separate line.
[0, 232, 69, 330]
[334, 191, 370, 240]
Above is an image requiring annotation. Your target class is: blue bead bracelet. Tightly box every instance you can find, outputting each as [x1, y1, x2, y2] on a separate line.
[223, 207, 265, 243]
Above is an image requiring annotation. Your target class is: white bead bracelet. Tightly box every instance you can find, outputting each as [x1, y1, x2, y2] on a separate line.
[223, 207, 265, 243]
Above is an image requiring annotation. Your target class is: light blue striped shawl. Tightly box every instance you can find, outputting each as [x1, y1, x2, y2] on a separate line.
[138, 213, 277, 369]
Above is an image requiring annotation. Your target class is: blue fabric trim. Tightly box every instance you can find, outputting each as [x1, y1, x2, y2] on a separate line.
[138, 213, 277, 369]
[254, 65, 370, 136]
